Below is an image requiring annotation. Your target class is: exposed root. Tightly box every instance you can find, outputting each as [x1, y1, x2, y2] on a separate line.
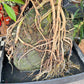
[5, 0, 74, 80]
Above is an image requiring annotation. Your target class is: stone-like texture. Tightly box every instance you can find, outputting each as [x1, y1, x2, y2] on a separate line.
[13, 3, 51, 71]
[14, 50, 41, 71]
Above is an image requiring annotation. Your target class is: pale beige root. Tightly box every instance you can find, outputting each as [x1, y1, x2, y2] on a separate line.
[5, 0, 73, 80]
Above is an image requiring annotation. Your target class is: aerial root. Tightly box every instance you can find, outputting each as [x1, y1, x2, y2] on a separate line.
[6, 0, 73, 80]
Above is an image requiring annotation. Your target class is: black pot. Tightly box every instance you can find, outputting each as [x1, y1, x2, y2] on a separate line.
[0, 37, 5, 82]
[1, 36, 84, 84]
[73, 40, 84, 63]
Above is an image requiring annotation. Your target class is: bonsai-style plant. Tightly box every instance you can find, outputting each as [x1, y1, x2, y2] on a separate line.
[5, 0, 79, 80]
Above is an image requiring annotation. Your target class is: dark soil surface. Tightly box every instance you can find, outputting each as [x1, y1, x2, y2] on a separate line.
[1, 46, 84, 83]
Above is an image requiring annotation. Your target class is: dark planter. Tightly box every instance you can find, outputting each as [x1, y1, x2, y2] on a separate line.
[73, 41, 84, 63]
[0, 37, 5, 82]
[2, 73, 84, 84]
[0, 36, 84, 84]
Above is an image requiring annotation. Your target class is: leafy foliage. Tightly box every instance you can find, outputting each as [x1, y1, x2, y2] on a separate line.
[3, 3, 16, 21]
[5, 0, 24, 4]
[73, 0, 84, 41]
[1, 0, 24, 21]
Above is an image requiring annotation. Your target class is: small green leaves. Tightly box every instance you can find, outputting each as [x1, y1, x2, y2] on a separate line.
[7, 0, 25, 4]
[3, 3, 16, 21]
[73, 9, 79, 21]
[80, 23, 84, 40]
[1, 0, 24, 21]
[73, 24, 79, 38]
[73, 21, 84, 40]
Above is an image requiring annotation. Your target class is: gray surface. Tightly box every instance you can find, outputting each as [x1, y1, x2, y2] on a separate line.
[68, 79, 84, 84]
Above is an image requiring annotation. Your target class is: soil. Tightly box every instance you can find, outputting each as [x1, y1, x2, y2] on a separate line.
[79, 39, 84, 54]
[1, 47, 84, 83]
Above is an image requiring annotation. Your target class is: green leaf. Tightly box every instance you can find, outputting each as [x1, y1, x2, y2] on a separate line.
[74, 24, 79, 28]
[73, 9, 80, 21]
[80, 0, 83, 11]
[5, 0, 24, 4]
[3, 3, 16, 21]
[80, 23, 84, 40]
[73, 24, 79, 38]
[73, 29, 78, 38]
